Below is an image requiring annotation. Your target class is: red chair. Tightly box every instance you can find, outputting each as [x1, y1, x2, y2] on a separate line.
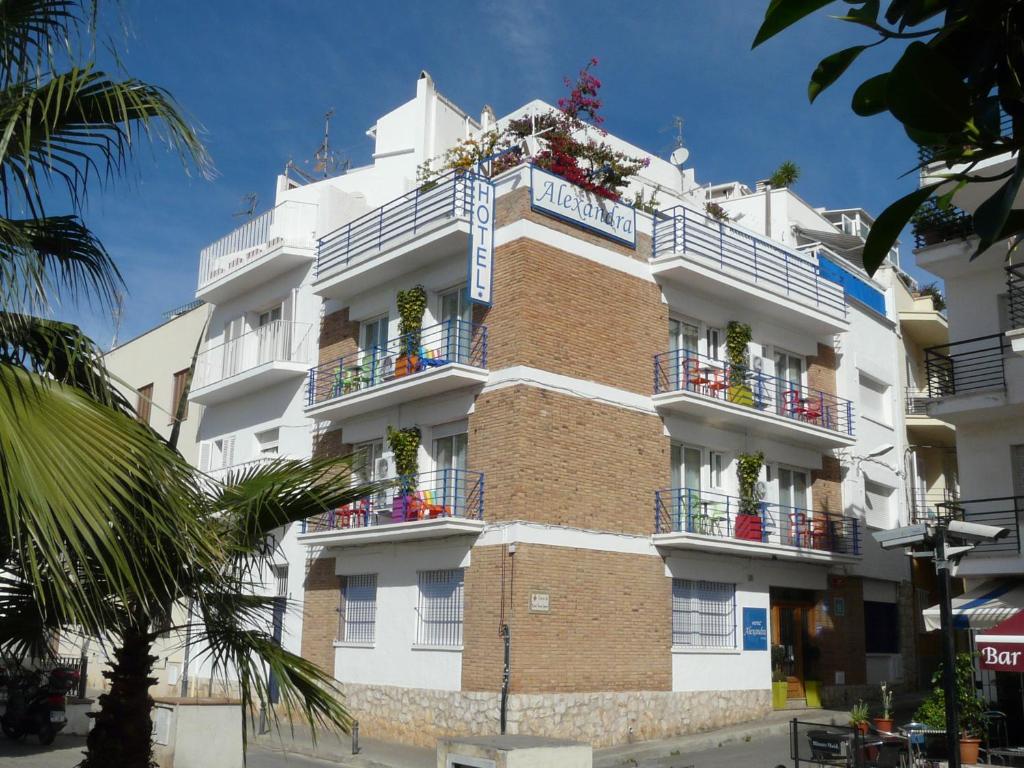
[789, 512, 810, 548]
[706, 366, 729, 398]
[685, 358, 708, 391]
[782, 389, 802, 416]
[800, 396, 823, 423]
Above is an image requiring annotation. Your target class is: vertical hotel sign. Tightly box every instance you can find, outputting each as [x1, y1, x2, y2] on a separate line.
[468, 174, 495, 306]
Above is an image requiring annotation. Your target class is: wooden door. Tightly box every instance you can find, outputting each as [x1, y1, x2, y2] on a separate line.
[772, 603, 808, 699]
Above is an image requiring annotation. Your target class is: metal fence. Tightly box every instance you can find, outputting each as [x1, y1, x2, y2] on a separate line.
[193, 320, 314, 390]
[316, 171, 473, 279]
[306, 320, 487, 407]
[301, 469, 484, 533]
[911, 200, 974, 249]
[1008, 264, 1024, 330]
[924, 333, 1008, 397]
[904, 387, 931, 416]
[790, 719, 914, 768]
[936, 496, 1023, 555]
[654, 487, 861, 555]
[653, 206, 847, 318]
[654, 348, 854, 437]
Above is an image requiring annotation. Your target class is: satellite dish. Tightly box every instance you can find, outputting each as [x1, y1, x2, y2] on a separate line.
[670, 146, 690, 167]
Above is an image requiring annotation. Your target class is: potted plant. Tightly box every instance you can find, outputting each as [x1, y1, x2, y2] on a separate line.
[849, 700, 870, 735]
[913, 652, 987, 765]
[735, 452, 765, 541]
[387, 426, 421, 520]
[395, 285, 427, 378]
[767, 160, 801, 189]
[874, 681, 895, 732]
[771, 644, 789, 709]
[725, 321, 754, 407]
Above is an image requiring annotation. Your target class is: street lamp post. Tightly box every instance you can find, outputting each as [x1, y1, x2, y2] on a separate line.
[933, 524, 962, 768]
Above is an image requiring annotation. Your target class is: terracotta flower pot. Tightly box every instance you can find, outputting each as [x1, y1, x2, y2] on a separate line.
[959, 737, 981, 765]
[855, 722, 869, 735]
[394, 353, 420, 378]
[873, 717, 894, 733]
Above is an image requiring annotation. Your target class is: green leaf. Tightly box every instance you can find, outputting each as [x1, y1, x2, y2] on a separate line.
[852, 73, 889, 116]
[902, 0, 947, 26]
[809, 46, 868, 103]
[835, 0, 880, 27]
[971, 157, 1024, 256]
[886, 42, 972, 134]
[884, 0, 910, 24]
[863, 183, 943, 273]
[752, 0, 835, 48]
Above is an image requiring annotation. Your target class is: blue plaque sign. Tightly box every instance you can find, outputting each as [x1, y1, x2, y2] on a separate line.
[742, 607, 768, 651]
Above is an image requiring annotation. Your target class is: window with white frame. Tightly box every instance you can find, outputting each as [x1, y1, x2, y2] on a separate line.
[858, 373, 891, 425]
[256, 428, 279, 457]
[864, 479, 895, 529]
[709, 451, 726, 490]
[672, 579, 736, 648]
[416, 569, 464, 647]
[199, 435, 236, 471]
[339, 574, 377, 644]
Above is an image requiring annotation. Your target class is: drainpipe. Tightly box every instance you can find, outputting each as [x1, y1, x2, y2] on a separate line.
[179, 598, 194, 697]
[499, 623, 510, 734]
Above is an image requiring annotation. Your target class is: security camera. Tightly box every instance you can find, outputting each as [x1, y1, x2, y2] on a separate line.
[946, 519, 1009, 543]
[873, 524, 929, 550]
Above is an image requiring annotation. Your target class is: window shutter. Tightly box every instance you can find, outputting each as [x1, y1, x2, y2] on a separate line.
[221, 435, 236, 469]
[199, 442, 212, 472]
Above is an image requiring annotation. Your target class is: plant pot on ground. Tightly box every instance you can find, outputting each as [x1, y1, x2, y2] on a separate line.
[849, 700, 870, 735]
[914, 652, 988, 764]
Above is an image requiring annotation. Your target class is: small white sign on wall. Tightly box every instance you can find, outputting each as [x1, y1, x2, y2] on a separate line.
[530, 592, 550, 613]
[529, 166, 637, 248]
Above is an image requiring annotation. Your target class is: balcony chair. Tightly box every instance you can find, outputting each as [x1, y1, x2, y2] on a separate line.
[419, 346, 450, 368]
[684, 359, 709, 392]
[788, 511, 811, 548]
[706, 366, 729, 399]
[341, 364, 373, 394]
[392, 490, 449, 522]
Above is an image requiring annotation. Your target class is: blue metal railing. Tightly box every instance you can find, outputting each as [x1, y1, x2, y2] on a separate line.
[316, 171, 473, 279]
[301, 469, 484, 533]
[653, 348, 855, 437]
[654, 487, 861, 555]
[306, 320, 487, 408]
[652, 206, 846, 318]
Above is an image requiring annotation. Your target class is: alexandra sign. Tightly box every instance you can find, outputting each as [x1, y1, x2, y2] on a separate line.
[530, 166, 637, 248]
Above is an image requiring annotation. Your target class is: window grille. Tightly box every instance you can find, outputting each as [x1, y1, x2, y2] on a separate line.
[272, 565, 289, 597]
[416, 569, 464, 647]
[672, 579, 736, 648]
[340, 574, 377, 644]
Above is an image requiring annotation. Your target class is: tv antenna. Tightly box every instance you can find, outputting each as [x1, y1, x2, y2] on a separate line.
[232, 192, 258, 218]
[311, 108, 350, 178]
[668, 116, 689, 167]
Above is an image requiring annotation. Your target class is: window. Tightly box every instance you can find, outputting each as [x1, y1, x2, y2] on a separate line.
[361, 314, 388, 355]
[864, 601, 899, 653]
[353, 439, 387, 510]
[256, 428, 279, 456]
[858, 373, 891, 424]
[710, 451, 726, 490]
[136, 383, 153, 424]
[864, 479, 895, 529]
[416, 569, 464, 647]
[258, 305, 282, 327]
[706, 327, 724, 361]
[272, 564, 289, 597]
[169, 370, 189, 424]
[339, 574, 377, 644]
[672, 579, 736, 648]
[199, 435, 236, 472]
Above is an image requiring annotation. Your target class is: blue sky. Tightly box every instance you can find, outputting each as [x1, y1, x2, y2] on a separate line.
[71, 1, 926, 345]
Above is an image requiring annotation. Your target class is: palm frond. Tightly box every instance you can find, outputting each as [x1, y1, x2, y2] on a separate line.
[0, 0, 77, 82]
[0, 65, 213, 216]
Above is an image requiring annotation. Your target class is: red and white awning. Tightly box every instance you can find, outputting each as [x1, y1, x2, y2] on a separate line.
[977, 609, 1024, 672]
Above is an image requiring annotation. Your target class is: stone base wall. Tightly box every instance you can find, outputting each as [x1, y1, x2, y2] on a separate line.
[336, 682, 770, 749]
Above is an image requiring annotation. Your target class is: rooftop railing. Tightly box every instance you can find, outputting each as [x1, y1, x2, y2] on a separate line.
[654, 487, 861, 555]
[910, 490, 960, 523]
[198, 201, 318, 288]
[301, 469, 484, 533]
[912, 200, 974, 249]
[652, 206, 847, 317]
[1008, 264, 1024, 330]
[193, 320, 314, 390]
[924, 333, 1007, 398]
[306, 319, 487, 408]
[905, 387, 932, 416]
[934, 496, 1022, 555]
[316, 171, 473, 280]
[653, 348, 854, 437]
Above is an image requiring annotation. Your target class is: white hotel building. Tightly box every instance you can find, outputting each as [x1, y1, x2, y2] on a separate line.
[153, 72, 927, 744]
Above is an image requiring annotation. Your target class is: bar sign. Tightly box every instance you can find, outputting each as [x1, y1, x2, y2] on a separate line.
[468, 175, 495, 306]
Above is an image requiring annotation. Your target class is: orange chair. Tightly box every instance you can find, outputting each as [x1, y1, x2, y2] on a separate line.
[686, 358, 709, 391]
[706, 366, 729, 398]
[788, 511, 810, 548]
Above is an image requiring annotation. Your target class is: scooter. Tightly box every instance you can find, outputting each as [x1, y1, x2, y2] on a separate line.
[0, 666, 78, 745]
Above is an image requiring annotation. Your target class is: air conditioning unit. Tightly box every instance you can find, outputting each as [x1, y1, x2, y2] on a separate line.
[375, 457, 390, 477]
[749, 354, 765, 372]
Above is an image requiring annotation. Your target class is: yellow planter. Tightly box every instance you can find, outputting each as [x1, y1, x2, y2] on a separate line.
[772, 682, 788, 710]
[804, 680, 821, 708]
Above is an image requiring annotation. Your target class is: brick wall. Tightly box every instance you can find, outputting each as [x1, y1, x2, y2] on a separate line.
[468, 385, 669, 534]
[462, 543, 672, 693]
[474, 236, 666, 396]
[813, 575, 866, 687]
[811, 455, 842, 516]
[806, 341, 838, 399]
[495, 186, 653, 261]
[300, 557, 339, 676]
[318, 307, 360, 366]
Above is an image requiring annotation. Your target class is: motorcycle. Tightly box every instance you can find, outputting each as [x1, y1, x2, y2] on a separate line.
[0, 665, 79, 745]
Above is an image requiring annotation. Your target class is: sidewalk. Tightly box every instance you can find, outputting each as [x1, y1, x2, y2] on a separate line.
[251, 723, 434, 768]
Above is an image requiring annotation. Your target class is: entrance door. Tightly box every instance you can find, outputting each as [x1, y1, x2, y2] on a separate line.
[256, 305, 283, 365]
[434, 432, 468, 515]
[440, 287, 472, 362]
[669, 318, 700, 390]
[777, 467, 810, 546]
[222, 316, 245, 378]
[671, 443, 703, 532]
[774, 350, 805, 417]
[771, 603, 811, 699]
[360, 314, 388, 384]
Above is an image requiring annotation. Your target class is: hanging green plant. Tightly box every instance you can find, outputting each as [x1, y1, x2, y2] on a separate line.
[736, 451, 764, 516]
[396, 284, 427, 354]
[726, 321, 754, 407]
[387, 426, 421, 491]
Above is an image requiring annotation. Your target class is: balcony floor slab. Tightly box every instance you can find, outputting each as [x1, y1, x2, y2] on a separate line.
[298, 517, 486, 549]
[196, 243, 315, 304]
[190, 362, 309, 405]
[652, 531, 860, 564]
[652, 390, 855, 449]
[307, 363, 488, 421]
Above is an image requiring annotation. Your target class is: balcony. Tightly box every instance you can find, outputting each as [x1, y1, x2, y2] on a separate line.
[197, 201, 318, 303]
[904, 388, 954, 444]
[206, 456, 279, 484]
[1008, 265, 1024, 355]
[652, 349, 855, 448]
[653, 487, 861, 563]
[911, 200, 974, 250]
[313, 171, 472, 301]
[298, 469, 485, 548]
[933, 497, 1022, 564]
[651, 207, 847, 335]
[306, 320, 488, 420]
[190, 320, 314, 405]
[924, 334, 1009, 419]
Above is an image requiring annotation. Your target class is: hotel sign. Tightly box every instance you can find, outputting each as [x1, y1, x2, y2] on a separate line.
[742, 607, 768, 651]
[530, 166, 636, 248]
[468, 174, 495, 306]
